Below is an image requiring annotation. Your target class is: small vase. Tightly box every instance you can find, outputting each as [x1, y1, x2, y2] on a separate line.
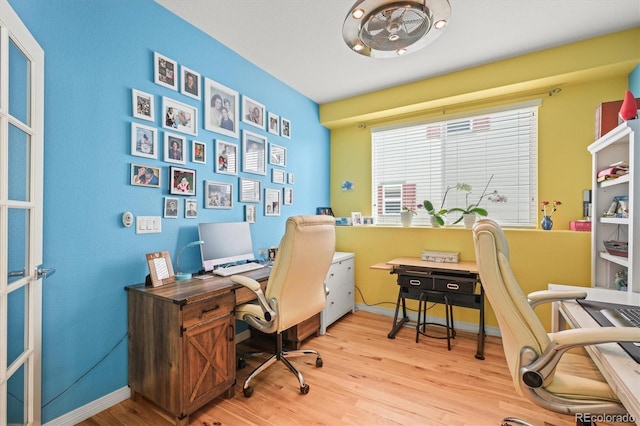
[462, 213, 476, 228]
[430, 216, 441, 227]
[400, 211, 413, 227]
[541, 215, 553, 230]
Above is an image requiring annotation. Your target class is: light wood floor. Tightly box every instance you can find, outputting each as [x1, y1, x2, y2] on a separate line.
[78, 311, 620, 426]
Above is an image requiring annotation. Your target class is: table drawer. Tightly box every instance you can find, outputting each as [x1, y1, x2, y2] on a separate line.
[398, 274, 433, 290]
[182, 292, 234, 329]
[432, 277, 476, 294]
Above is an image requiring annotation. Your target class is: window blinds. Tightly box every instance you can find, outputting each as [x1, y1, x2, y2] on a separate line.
[372, 103, 539, 226]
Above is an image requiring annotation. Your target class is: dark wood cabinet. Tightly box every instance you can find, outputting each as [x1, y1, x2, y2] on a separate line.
[126, 269, 270, 426]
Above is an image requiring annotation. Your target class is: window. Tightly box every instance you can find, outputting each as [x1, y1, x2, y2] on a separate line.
[372, 101, 539, 226]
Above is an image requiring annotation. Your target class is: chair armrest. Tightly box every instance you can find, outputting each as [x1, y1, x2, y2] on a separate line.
[527, 290, 587, 309]
[231, 275, 277, 322]
[519, 327, 640, 388]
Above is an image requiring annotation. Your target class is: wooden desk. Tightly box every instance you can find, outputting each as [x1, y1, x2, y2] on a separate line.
[549, 284, 640, 423]
[377, 257, 485, 359]
[125, 268, 270, 426]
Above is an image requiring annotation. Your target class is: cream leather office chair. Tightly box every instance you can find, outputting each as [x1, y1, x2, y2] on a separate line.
[231, 215, 336, 398]
[472, 219, 639, 426]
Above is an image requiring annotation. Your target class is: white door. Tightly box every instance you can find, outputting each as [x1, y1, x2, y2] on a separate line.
[0, 1, 45, 425]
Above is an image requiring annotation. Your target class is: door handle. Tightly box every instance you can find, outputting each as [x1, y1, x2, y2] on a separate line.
[36, 266, 56, 279]
[8, 268, 26, 278]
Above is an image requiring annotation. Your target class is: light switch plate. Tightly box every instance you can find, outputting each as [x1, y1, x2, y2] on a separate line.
[136, 216, 162, 234]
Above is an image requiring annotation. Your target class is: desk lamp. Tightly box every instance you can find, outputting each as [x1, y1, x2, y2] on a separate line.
[175, 240, 204, 281]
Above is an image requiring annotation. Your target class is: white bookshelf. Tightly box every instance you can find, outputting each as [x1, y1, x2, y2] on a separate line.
[587, 120, 639, 293]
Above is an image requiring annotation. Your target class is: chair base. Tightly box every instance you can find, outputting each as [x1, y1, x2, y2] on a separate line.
[501, 417, 533, 426]
[238, 332, 322, 397]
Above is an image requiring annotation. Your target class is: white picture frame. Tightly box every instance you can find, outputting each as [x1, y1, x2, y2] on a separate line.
[164, 197, 179, 218]
[192, 140, 206, 164]
[242, 95, 265, 130]
[267, 111, 280, 135]
[242, 130, 267, 176]
[132, 89, 154, 122]
[269, 143, 287, 167]
[283, 187, 293, 205]
[131, 122, 157, 159]
[180, 65, 201, 100]
[164, 132, 187, 164]
[185, 198, 198, 218]
[239, 178, 261, 203]
[154, 52, 178, 91]
[215, 139, 238, 175]
[204, 77, 239, 138]
[162, 96, 197, 136]
[280, 117, 291, 139]
[272, 168, 286, 184]
[245, 205, 256, 223]
[205, 180, 233, 209]
[265, 188, 281, 216]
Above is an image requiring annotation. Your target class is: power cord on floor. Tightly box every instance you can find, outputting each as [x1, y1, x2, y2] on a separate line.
[354, 285, 437, 313]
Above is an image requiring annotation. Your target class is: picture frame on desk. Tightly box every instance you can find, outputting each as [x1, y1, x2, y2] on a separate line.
[316, 207, 334, 216]
[146, 251, 175, 287]
[351, 212, 363, 226]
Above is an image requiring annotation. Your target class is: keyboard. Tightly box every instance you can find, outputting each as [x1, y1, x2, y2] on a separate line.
[601, 307, 640, 328]
[212, 262, 265, 277]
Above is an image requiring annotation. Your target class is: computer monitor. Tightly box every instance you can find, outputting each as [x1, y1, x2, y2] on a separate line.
[197, 221, 255, 272]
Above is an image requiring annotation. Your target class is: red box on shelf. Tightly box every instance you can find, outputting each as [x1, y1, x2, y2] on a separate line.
[569, 220, 592, 231]
[595, 98, 640, 139]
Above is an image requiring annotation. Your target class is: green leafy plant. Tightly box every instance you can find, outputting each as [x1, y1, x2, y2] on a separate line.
[422, 200, 447, 226]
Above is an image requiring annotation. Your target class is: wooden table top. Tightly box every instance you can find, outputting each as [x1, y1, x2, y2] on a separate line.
[371, 257, 478, 273]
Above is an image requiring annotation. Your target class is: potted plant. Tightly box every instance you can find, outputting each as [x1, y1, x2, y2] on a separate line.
[400, 205, 417, 227]
[422, 200, 447, 227]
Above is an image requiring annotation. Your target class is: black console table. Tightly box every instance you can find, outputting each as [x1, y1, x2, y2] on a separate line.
[375, 257, 485, 360]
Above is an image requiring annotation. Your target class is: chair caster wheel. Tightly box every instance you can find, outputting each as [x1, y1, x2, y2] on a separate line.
[300, 384, 310, 394]
[243, 386, 253, 398]
[237, 358, 246, 369]
[315, 357, 323, 368]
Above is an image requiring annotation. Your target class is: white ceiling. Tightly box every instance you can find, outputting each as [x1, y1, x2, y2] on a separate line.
[156, 0, 640, 104]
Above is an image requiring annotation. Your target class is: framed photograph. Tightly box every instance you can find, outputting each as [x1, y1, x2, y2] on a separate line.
[316, 207, 334, 216]
[205, 180, 233, 209]
[164, 197, 179, 218]
[272, 168, 286, 184]
[287, 173, 295, 185]
[131, 163, 161, 188]
[351, 211, 363, 226]
[242, 95, 265, 129]
[215, 139, 238, 175]
[146, 251, 175, 287]
[281, 117, 291, 139]
[154, 52, 177, 91]
[164, 132, 186, 164]
[239, 178, 261, 203]
[242, 130, 267, 175]
[132, 89, 154, 122]
[265, 188, 281, 216]
[185, 198, 198, 218]
[180, 65, 200, 100]
[192, 140, 206, 164]
[363, 216, 375, 225]
[245, 205, 256, 223]
[169, 166, 196, 196]
[204, 77, 239, 138]
[162, 96, 197, 136]
[131, 122, 157, 159]
[268, 112, 280, 135]
[284, 187, 293, 205]
[269, 143, 287, 167]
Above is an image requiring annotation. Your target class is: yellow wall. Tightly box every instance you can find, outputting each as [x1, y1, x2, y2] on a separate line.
[322, 28, 640, 331]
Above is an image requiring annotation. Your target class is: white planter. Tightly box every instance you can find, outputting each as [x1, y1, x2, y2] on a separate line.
[400, 211, 413, 227]
[462, 213, 476, 228]
[430, 216, 441, 227]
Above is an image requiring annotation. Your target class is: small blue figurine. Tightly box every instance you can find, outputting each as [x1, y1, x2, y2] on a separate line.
[614, 270, 628, 291]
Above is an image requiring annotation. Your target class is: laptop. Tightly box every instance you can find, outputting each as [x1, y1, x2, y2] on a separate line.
[576, 299, 640, 364]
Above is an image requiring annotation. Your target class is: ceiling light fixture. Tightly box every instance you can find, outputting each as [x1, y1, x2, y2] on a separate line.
[343, 0, 451, 58]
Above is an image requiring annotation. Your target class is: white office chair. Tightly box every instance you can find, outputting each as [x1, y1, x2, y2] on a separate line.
[231, 215, 335, 397]
[472, 219, 639, 426]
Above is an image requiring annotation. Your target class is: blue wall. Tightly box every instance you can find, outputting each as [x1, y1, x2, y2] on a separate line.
[630, 63, 640, 95]
[9, 0, 330, 422]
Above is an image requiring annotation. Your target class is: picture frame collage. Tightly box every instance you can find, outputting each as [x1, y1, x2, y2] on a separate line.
[129, 51, 295, 222]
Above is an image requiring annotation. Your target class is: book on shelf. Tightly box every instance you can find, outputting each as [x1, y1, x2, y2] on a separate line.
[597, 174, 619, 183]
[597, 166, 628, 179]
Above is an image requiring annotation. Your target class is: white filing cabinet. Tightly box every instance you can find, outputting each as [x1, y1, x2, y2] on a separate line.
[321, 252, 355, 334]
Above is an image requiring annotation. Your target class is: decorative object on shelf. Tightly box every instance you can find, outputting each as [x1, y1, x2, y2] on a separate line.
[540, 200, 561, 230]
[400, 206, 417, 227]
[342, 0, 451, 58]
[614, 270, 628, 291]
[421, 250, 459, 263]
[423, 200, 446, 227]
[145, 251, 175, 287]
[619, 89, 639, 121]
[603, 240, 628, 258]
[541, 215, 553, 231]
[462, 213, 477, 228]
[175, 240, 204, 281]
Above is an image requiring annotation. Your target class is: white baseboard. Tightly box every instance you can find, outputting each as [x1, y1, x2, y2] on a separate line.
[354, 303, 501, 337]
[43, 386, 130, 426]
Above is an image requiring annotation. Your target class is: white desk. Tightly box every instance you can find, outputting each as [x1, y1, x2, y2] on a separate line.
[549, 284, 640, 424]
